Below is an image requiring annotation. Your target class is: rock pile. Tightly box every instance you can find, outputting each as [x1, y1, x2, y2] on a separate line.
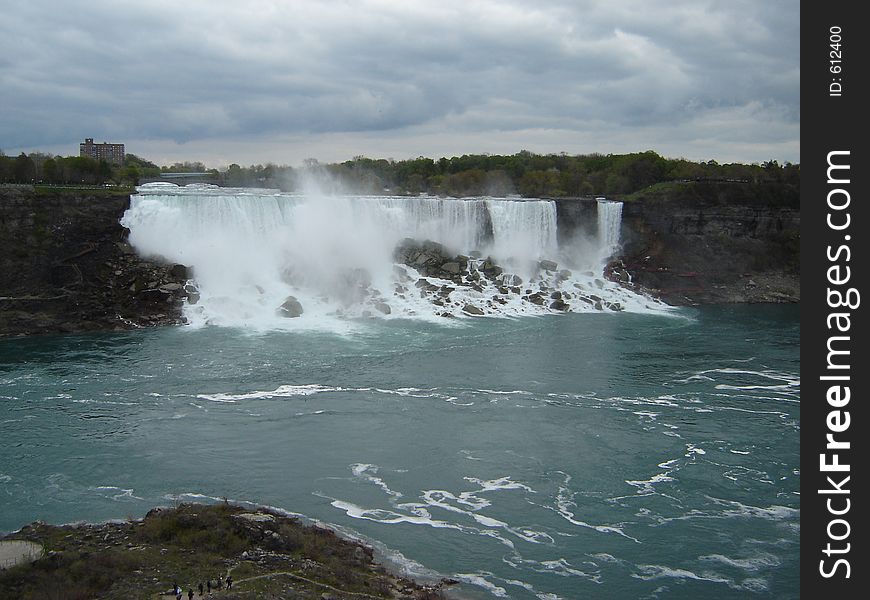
[391, 238, 627, 316]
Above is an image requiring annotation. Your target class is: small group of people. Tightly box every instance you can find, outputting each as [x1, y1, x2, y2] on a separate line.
[171, 574, 233, 599]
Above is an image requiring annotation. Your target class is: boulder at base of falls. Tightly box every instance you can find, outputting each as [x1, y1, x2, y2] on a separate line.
[526, 293, 545, 306]
[604, 260, 632, 284]
[441, 262, 461, 275]
[277, 296, 304, 318]
[539, 259, 558, 271]
[480, 258, 503, 279]
[374, 302, 391, 315]
[462, 304, 485, 316]
[550, 300, 569, 311]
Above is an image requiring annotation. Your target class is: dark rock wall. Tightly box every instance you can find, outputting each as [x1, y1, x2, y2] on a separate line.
[611, 183, 799, 304]
[0, 186, 189, 336]
[552, 197, 598, 244]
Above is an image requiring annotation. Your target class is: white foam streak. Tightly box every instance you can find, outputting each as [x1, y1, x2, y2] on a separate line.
[197, 384, 341, 402]
[551, 473, 640, 542]
[454, 573, 510, 597]
[351, 464, 403, 499]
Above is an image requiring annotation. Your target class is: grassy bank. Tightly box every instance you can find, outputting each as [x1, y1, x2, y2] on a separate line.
[0, 503, 450, 600]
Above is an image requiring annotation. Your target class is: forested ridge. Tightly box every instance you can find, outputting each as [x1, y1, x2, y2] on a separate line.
[1, 149, 798, 198]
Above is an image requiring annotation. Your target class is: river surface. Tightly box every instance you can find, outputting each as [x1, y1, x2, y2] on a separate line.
[0, 306, 799, 599]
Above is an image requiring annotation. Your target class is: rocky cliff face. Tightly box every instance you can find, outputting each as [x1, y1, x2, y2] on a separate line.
[611, 182, 799, 304]
[0, 186, 190, 337]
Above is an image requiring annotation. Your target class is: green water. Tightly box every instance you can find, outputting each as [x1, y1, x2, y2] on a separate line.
[0, 306, 799, 599]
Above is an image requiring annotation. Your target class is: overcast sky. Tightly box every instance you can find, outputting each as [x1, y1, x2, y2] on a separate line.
[1, 0, 799, 168]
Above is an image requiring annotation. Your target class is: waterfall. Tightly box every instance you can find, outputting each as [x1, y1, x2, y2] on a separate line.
[120, 184, 665, 329]
[485, 199, 558, 267]
[596, 199, 623, 263]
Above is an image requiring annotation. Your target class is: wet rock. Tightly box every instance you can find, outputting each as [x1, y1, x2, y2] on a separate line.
[539, 259, 558, 271]
[604, 260, 631, 284]
[481, 258, 503, 279]
[527, 293, 545, 306]
[462, 304, 484, 316]
[550, 300, 569, 311]
[170, 264, 190, 279]
[441, 262, 461, 275]
[374, 302, 391, 315]
[277, 296, 304, 318]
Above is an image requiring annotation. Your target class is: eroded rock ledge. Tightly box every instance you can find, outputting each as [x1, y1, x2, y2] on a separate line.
[0, 186, 193, 337]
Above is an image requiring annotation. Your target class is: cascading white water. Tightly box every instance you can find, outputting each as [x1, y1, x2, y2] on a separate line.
[485, 199, 558, 270]
[596, 199, 623, 263]
[120, 184, 666, 329]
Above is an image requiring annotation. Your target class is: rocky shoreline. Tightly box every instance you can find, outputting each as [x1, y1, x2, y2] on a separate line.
[0, 502, 451, 599]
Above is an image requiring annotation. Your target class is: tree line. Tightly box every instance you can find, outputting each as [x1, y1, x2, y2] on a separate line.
[2, 149, 799, 197]
[0, 151, 160, 186]
[212, 150, 799, 197]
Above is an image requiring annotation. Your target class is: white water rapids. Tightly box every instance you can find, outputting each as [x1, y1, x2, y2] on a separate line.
[120, 183, 668, 330]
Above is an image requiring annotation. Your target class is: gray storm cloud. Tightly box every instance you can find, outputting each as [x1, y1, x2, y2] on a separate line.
[0, 0, 799, 164]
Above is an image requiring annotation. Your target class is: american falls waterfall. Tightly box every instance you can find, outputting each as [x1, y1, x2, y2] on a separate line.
[597, 199, 623, 263]
[120, 184, 666, 330]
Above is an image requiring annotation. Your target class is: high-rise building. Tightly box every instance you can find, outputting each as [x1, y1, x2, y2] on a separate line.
[79, 138, 125, 164]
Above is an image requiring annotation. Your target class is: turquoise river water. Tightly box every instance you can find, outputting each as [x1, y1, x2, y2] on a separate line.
[0, 306, 799, 599]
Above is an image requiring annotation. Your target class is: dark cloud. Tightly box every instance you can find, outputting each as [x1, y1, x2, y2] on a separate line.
[0, 0, 799, 164]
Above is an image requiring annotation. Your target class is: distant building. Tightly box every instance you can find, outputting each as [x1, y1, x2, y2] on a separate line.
[79, 138, 125, 164]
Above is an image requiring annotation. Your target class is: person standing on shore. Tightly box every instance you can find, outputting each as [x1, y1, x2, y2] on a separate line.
[198, 582, 204, 596]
